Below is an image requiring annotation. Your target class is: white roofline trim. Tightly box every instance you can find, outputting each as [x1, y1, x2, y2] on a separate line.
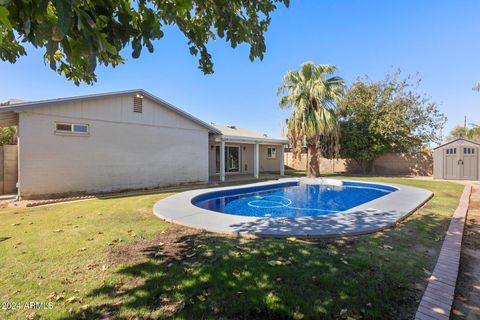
[0, 89, 221, 134]
[213, 134, 288, 145]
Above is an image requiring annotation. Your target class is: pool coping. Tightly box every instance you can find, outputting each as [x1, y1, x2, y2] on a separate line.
[153, 178, 433, 237]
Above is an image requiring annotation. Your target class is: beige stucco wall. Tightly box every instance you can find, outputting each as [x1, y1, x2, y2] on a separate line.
[259, 145, 281, 172]
[242, 144, 255, 174]
[285, 151, 433, 176]
[284, 152, 353, 172]
[18, 95, 210, 198]
[208, 142, 282, 176]
[374, 152, 433, 176]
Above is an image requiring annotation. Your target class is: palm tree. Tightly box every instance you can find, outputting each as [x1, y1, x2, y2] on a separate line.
[278, 62, 345, 177]
[467, 123, 480, 142]
[447, 124, 480, 143]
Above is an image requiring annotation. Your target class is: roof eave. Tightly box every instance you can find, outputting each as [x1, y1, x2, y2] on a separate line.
[138, 90, 221, 134]
[0, 89, 221, 134]
[0, 89, 143, 113]
[213, 134, 288, 145]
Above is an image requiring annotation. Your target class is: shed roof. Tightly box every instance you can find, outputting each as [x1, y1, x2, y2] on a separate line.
[433, 138, 480, 150]
[0, 89, 221, 134]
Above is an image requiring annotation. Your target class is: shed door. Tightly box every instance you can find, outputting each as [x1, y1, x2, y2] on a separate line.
[460, 147, 478, 180]
[444, 147, 459, 179]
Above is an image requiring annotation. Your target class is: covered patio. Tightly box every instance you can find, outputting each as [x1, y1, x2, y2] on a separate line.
[209, 172, 285, 183]
[208, 124, 288, 182]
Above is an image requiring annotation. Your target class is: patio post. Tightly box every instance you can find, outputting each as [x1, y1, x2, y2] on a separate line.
[254, 142, 259, 178]
[220, 140, 225, 182]
[280, 145, 285, 176]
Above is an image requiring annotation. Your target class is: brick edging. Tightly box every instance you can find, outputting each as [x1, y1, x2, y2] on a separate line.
[415, 184, 472, 320]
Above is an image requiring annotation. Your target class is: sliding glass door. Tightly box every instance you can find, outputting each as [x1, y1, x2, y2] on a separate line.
[226, 146, 239, 172]
[215, 145, 240, 173]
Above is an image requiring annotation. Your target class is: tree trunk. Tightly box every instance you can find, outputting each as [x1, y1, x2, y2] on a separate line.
[369, 159, 376, 175]
[306, 143, 321, 177]
[354, 158, 366, 175]
[305, 146, 309, 173]
[362, 161, 367, 175]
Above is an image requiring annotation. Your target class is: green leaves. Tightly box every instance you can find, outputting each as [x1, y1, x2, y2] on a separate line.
[0, 0, 289, 85]
[278, 62, 345, 176]
[55, 0, 72, 39]
[338, 71, 446, 173]
[173, 0, 194, 12]
[0, 126, 16, 145]
[0, 6, 11, 28]
[132, 37, 142, 59]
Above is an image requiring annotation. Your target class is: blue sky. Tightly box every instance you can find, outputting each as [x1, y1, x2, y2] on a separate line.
[0, 0, 479, 140]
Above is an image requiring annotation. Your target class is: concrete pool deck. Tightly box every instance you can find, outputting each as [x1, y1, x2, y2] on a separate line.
[153, 178, 433, 237]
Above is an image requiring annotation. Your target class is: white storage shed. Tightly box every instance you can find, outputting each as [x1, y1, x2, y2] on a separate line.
[433, 138, 479, 180]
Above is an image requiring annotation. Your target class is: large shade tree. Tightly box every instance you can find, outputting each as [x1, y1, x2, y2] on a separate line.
[0, 0, 289, 85]
[278, 62, 345, 177]
[338, 71, 446, 174]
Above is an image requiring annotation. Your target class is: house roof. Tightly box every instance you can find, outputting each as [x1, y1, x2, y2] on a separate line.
[8, 99, 30, 105]
[210, 123, 288, 144]
[0, 89, 221, 134]
[433, 137, 480, 150]
[0, 90, 287, 141]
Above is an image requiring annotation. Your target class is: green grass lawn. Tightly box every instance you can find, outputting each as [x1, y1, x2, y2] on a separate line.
[0, 177, 464, 319]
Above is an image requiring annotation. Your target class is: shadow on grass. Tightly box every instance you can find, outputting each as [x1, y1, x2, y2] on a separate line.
[228, 209, 409, 237]
[62, 210, 452, 320]
[0, 236, 10, 242]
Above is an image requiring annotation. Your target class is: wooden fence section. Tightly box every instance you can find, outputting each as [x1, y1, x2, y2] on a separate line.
[0, 145, 18, 194]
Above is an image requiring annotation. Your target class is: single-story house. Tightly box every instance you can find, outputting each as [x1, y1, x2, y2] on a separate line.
[0, 89, 287, 199]
[433, 138, 479, 180]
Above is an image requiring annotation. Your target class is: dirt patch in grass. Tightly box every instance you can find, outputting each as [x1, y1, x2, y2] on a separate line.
[109, 226, 201, 266]
[452, 184, 480, 319]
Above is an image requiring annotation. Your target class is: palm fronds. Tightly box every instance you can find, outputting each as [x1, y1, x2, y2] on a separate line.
[278, 62, 345, 176]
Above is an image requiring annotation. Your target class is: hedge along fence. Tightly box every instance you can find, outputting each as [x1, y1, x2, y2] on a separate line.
[284, 151, 433, 176]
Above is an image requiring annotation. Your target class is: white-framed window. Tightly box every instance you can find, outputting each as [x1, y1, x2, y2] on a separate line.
[55, 122, 89, 135]
[446, 147, 456, 155]
[267, 147, 277, 159]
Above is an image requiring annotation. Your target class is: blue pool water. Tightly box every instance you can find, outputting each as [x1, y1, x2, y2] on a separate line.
[192, 181, 397, 218]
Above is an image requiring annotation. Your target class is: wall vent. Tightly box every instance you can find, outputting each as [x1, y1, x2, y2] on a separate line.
[133, 94, 143, 113]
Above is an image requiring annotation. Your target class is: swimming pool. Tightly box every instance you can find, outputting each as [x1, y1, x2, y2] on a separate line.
[192, 181, 398, 218]
[153, 178, 432, 237]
